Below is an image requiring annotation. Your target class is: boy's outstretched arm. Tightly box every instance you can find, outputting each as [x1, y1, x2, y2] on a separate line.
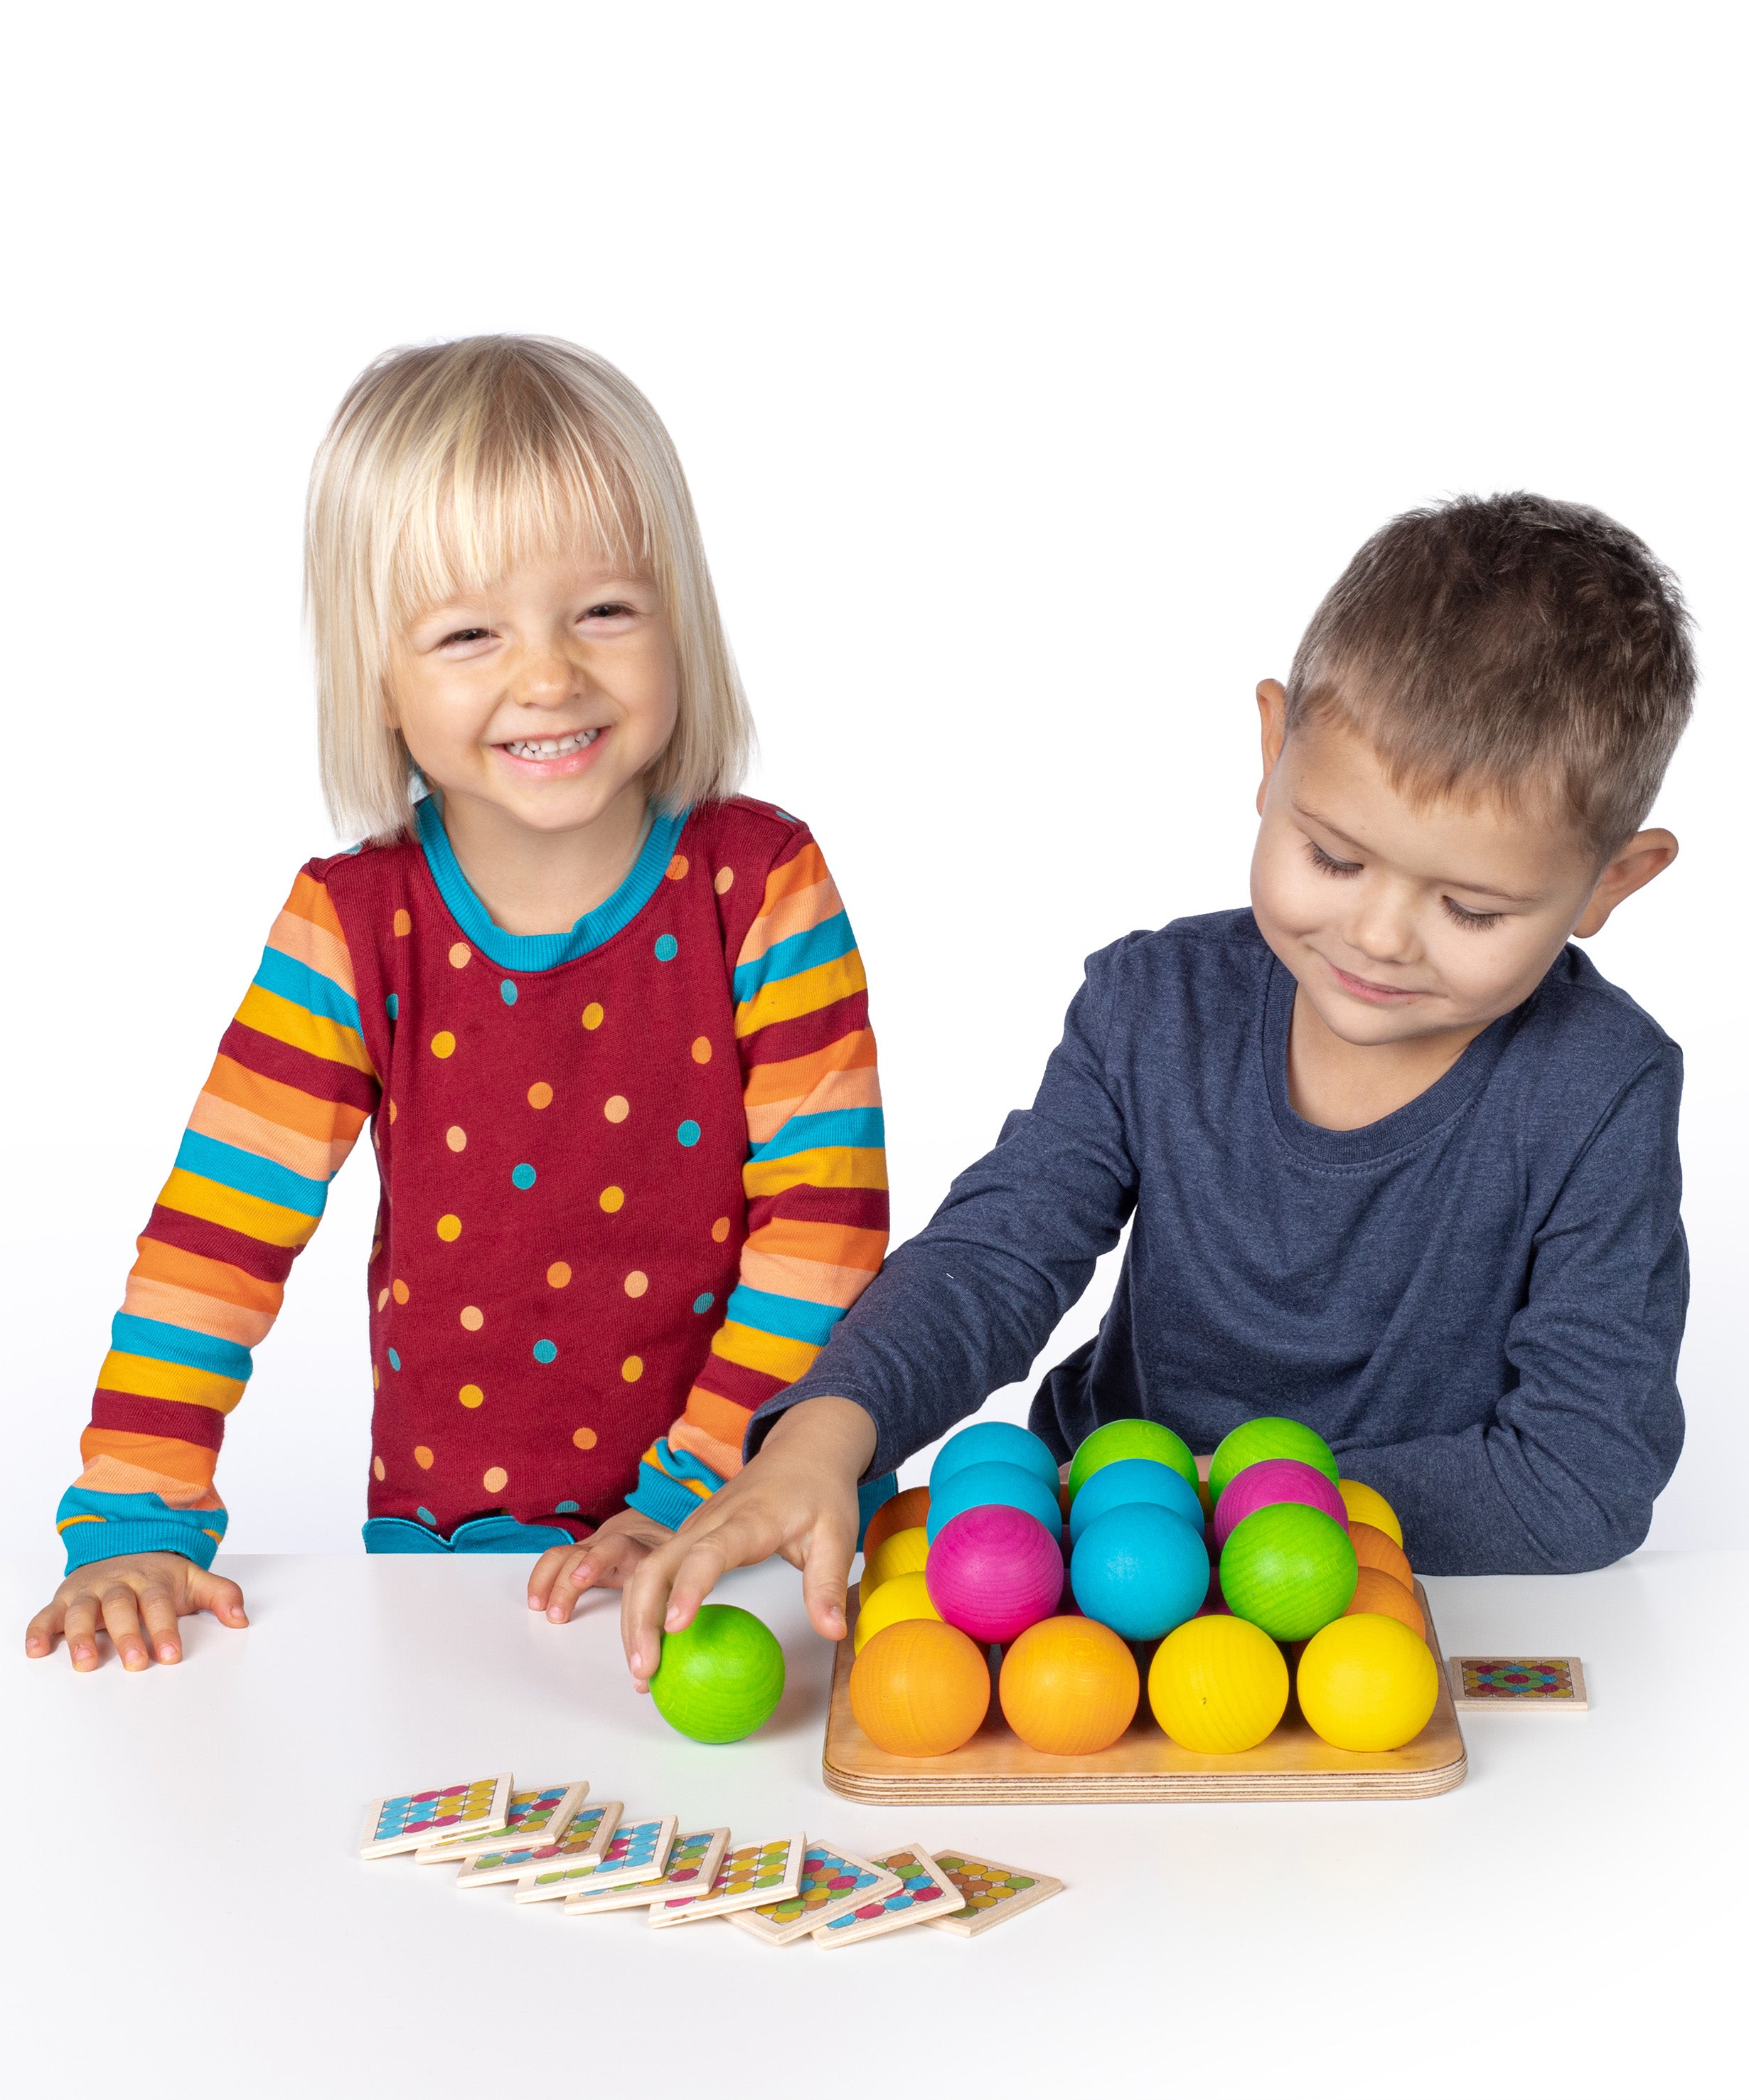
[619, 1397, 876, 1687]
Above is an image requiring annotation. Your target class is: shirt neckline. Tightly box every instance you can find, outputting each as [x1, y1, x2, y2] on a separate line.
[414, 794, 690, 972]
[1261, 947, 1527, 1164]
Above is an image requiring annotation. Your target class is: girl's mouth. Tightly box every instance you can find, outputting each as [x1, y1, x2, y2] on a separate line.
[501, 727, 601, 760]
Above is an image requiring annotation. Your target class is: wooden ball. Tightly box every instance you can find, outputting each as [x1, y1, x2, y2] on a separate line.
[1344, 1566, 1425, 1638]
[926, 1505, 1064, 1645]
[1298, 1613, 1438, 1752]
[998, 1616, 1138, 1754]
[1209, 1417, 1339, 1501]
[1348, 1520, 1413, 1588]
[929, 1420, 1060, 1495]
[849, 1618, 990, 1757]
[1148, 1614, 1289, 1753]
[852, 1571, 941, 1653]
[858, 1525, 929, 1609]
[862, 1485, 929, 1562]
[1067, 1419, 1199, 1501]
[1337, 1478, 1403, 1548]
[1212, 1457, 1347, 1550]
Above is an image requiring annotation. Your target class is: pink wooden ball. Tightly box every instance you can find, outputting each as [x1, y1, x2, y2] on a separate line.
[926, 1504, 1064, 1646]
[1212, 1457, 1347, 1550]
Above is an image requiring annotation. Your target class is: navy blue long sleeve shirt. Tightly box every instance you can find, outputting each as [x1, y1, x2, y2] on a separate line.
[754, 910, 1687, 1574]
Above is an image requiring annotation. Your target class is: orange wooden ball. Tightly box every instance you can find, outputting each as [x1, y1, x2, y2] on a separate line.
[1349, 1520, 1413, 1589]
[849, 1617, 990, 1757]
[997, 1615, 1139, 1755]
[1344, 1566, 1426, 1638]
[862, 1486, 930, 1565]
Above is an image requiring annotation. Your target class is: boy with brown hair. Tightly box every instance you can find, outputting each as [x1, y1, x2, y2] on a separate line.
[552, 494, 1696, 1680]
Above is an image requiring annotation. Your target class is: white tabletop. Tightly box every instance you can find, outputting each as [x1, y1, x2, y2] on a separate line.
[5, 1549, 1738, 2096]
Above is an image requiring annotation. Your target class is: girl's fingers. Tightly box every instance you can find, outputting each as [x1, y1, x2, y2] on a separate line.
[138, 1584, 184, 1665]
[189, 1569, 248, 1627]
[61, 1592, 103, 1670]
[98, 1585, 150, 1671]
[24, 1599, 68, 1658]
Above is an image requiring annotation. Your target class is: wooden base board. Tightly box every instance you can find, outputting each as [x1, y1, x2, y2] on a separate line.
[823, 1584, 1466, 1803]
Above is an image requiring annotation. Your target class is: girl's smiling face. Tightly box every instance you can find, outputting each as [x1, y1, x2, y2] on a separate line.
[387, 550, 680, 838]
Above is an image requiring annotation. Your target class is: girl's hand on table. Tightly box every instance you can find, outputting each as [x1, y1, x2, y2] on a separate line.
[25, 1552, 248, 1670]
[619, 1395, 878, 1691]
[528, 1509, 676, 1623]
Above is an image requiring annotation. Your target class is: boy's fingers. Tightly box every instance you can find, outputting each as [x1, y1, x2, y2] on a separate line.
[622, 1535, 705, 1686]
[798, 1517, 857, 1642]
[99, 1586, 150, 1671]
[139, 1586, 183, 1665]
[526, 1545, 572, 1611]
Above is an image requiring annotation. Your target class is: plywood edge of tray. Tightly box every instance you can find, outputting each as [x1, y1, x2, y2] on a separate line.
[821, 1577, 1466, 1803]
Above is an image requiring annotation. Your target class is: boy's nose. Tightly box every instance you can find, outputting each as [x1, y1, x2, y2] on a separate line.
[1343, 886, 1418, 963]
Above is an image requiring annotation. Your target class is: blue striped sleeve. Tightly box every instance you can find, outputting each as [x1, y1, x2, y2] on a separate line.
[173, 1129, 330, 1217]
[108, 1313, 255, 1382]
[253, 944, 365, 1035]
[751, 1105, 887, 1163]
[731, 910, 857, 1003]
[723, 1283, 846, 1348]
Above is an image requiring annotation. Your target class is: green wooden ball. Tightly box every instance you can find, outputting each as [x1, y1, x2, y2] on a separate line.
[648, 1604, 786, 1744]
[1219, 1503, 1357, 1641]
[1209, 1417, 1340, 1501]
[1067, 1419, 1199, 1501]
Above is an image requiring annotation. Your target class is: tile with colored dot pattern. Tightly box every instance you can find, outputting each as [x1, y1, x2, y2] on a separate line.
[923, 1852, 1065, 1938]
[515, 1813, 679, 1908]
[647, 1833, 807, 1929]
[555, 1827, 732, 1915]
[727, 1841, 902, 1947]
[454, 1801, 623, 1888]
[811, 1842, 959, 1949]
[413, 1780, 589, 1864]
[358, 1771, 513, 1859]
[1448, 1656, 1589, 1710]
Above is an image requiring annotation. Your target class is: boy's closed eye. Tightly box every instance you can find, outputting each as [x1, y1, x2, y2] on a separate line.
[1303, 836, 1508, 932]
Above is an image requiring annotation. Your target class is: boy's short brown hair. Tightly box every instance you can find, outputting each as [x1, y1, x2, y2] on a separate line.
[1286, 493, 1695, 857]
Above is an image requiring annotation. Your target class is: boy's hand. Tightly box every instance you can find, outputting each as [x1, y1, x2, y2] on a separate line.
[26, 1552, 248, 1670]
[620, 1395, 877, 1690]
[527, 1509, 675, 1623]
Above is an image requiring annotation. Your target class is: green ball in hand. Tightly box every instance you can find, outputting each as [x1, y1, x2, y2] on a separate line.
[648, 1603, 786, 1744]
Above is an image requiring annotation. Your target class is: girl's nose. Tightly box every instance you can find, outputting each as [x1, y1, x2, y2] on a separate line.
[510, 649, 580, 708]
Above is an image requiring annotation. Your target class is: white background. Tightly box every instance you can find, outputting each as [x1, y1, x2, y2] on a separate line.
[6, 1, 1743, 1555]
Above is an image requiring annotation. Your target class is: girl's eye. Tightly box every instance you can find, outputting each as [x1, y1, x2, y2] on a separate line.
[1443, 897, 1505, 932]
[579, 602, 632, 621]
[440, 628, 491, 647]
[1305, 839, 1362, 878]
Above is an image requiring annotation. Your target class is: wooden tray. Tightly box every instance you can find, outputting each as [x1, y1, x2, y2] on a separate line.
[823, 1582, 1466, 1803]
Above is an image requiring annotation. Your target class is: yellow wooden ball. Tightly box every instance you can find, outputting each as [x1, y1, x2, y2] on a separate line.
[1337, 1478, 1403, 1548]
[858, 1525, 929, 1609]
[1148, 1614, 1290, 1754]
[1297, 1612, 1438, 1751]
[852, 1569, 942, 1653]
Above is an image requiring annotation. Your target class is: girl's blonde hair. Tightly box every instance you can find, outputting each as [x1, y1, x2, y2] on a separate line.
[306, 335, 754, 843]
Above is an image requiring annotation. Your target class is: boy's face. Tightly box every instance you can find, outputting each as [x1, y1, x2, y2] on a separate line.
[1248, 685, 1664, 1050]
[387, 550, 680, 838]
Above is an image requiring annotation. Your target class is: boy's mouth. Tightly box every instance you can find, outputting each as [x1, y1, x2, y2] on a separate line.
[1326, 959, 1422, 1005]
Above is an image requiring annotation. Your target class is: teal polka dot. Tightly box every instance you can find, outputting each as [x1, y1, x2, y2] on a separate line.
[653, 934, 678, 961]
[692, 1292, 715, 1314]
[512, 1163, 536, 1190]
[533, 1338, 557, 1364]
[677, 1119, 701, 1147]
[385, 993, 400, 1019]
[554, 1501, 580, 1515]
[387, 1348, 402, 1370]
[416, 1506, 436, 1525]
[500, 979, 518, 1004]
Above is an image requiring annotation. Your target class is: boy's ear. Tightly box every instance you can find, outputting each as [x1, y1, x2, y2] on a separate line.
[1256, 679, 1288, 815]
[1572, 828, 1679, 938]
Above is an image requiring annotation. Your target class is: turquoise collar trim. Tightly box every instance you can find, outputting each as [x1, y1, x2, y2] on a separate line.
[414, 795, 690, 971]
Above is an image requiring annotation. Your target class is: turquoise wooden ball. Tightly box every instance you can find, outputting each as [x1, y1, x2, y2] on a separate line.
[648, 1604, 786, 1743]
[926, 1459, 1063, 1542]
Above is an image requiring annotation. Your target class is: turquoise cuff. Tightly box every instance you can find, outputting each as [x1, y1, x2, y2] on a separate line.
[363, 1514, 577, 1555]
[57, 1489, 225, 1574]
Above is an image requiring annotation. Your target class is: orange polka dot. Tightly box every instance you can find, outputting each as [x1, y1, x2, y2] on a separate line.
[388, 1102, 397, 1124]
[392, 1279, 410, 1305]
[483, 1466, 508, 1494]
[547, 1262, 572, 1288]
[604, 1094, 629, 1123]
[446, 1125, 467, 1152]
[437, 1214, 461, 1242]
[712, 1216, 732, 1242]
[373, 1455, 385, 1480]
[459, 1305, 484, 1331]
[572, 1427, 598, 1450]
[624, 1270, 648, 1298]
[373, 1363, 380, 1390]
[581, 1002, 604, 1030]
[414, 1445, 434, 1469]
[459, 1385, 484, 1409]
[691, 1036, 712, 1064]
[448, 942, 471, 969]
[714, 867, 734, 895]
[666, 853, 689, 880]
[527, 1081, 554, 1109]
[599, 1185, 625, 1213]
[431, 1031, 456, 1059]
[376, 1287, 389, 1311]
[393, 909, 412, 935]
[621, 1355, 644, 1382]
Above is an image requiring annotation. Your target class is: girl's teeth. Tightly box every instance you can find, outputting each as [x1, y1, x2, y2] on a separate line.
[505, 729, 599, 758]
